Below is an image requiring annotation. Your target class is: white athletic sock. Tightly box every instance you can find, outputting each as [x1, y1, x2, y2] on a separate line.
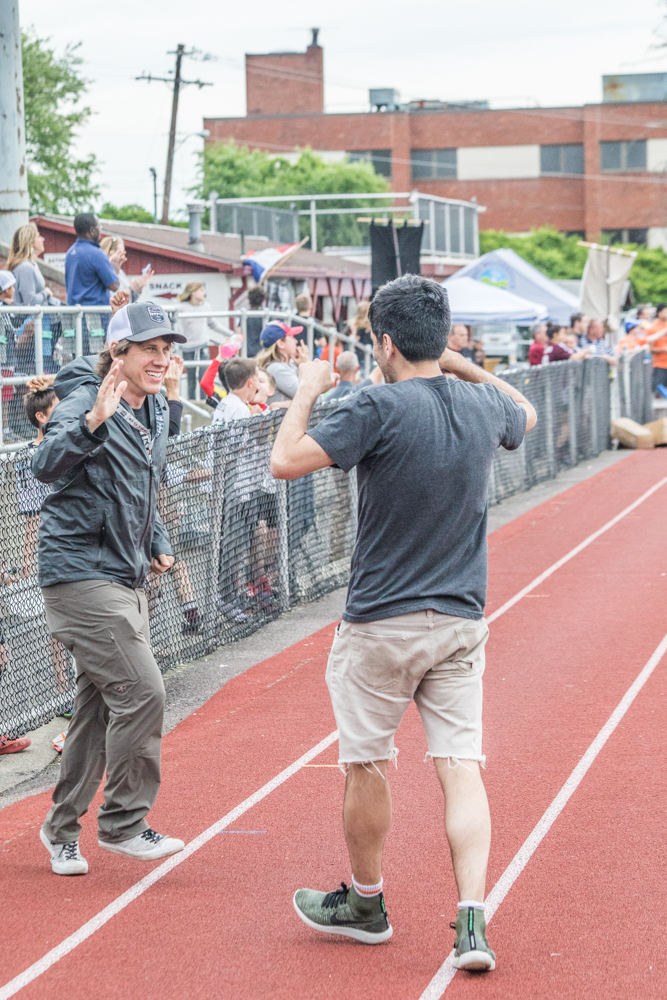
[458, 900, 485, 910]
[352, 875, 383, 898]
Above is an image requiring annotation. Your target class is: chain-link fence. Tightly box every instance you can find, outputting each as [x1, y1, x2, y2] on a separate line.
[0, 353, 652, 740]
[0, 403, 356, 739]
[490, 356, 612, 504]
[617, 348, 653, 426]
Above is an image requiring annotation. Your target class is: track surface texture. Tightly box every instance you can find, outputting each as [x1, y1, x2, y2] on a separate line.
[1, 449, 666, 1000]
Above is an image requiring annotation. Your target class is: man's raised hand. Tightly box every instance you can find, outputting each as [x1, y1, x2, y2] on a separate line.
[86, 359, 127, 433]
[297, 358, 339, 397]
[110, 288, 130, 314]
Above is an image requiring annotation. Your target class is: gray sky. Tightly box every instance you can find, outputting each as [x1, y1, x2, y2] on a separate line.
[20, 0, 667, 217]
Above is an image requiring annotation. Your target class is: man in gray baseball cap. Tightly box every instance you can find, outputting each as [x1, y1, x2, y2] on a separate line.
[105, 300, 186, 347]
[32, 301, 187, 876]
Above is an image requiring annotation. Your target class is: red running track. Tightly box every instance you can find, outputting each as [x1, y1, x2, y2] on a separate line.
[1, 450, 667, 1000]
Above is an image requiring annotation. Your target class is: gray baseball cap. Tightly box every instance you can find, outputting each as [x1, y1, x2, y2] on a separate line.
[106, 301, 187, 347]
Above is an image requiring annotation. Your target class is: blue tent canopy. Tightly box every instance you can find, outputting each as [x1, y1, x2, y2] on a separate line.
[447, 248, 580, 326]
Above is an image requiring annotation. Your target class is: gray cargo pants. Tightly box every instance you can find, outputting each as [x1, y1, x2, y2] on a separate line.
[41, 580, 165, 844]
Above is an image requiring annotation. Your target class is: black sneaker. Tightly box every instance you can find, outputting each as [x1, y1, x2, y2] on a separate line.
[450, 906, 496, 971]
[293, 881, 393, 944]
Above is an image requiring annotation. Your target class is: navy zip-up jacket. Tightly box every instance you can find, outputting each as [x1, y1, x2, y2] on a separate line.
[32, 356, 172, 589]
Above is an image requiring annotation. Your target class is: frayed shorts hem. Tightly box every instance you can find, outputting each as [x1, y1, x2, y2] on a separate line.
[337, 747, 399, 775]
[424, 752, 486, 769]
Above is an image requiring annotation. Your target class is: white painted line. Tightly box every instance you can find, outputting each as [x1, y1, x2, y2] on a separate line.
[418, 630, 667, 999]
[486, 475, 667, 624]
[0, 730, 338, 1000]
[4, 473, 666, 997]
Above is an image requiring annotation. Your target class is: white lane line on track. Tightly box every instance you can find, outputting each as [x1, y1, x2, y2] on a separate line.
[0, 731, 339, 1000]
[3, 473, 666, 998]
[418, 632, 667, 999]
[486, 475, 667, 624]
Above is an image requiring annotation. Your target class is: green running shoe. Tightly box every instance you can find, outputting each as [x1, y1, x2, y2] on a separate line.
[450, 906, 496, 971]
[293, 881, 393, 944]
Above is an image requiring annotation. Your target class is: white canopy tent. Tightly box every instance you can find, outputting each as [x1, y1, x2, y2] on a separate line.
[446, 248, 579, 325]
[441, 275, 547, 325]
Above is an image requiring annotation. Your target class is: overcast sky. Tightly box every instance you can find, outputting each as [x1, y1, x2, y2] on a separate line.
[20, 0, 667, 217]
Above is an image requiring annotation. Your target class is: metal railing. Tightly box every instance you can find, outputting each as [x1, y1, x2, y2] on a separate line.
[0, 305, 374, 447]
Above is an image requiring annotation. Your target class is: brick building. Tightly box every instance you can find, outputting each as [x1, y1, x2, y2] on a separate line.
[205, 38, 667, 248]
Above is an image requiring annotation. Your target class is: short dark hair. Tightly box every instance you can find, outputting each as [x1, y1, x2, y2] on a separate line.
[368, 275, 450, 362]
[74, 213, 98, 237]
[24, 388, 56, 429]
[657, 303, 667, 314]
[248, 286, 265, 308]
[570, 312, 583, 326]
[219, 357, 257, 391]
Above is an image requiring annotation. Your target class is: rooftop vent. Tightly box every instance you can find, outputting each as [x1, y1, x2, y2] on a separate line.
[369, 88, 401, 112]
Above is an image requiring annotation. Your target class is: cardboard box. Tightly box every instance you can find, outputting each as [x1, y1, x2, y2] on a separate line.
[643, 417, 667, 446]
[611, 418, 654, 449]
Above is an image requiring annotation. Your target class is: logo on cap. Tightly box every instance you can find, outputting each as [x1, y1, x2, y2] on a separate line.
[146, 304, 165, 324]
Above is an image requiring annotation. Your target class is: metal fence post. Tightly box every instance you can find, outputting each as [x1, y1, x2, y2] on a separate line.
[240, 309, 248, 358]
[204, 424, 227, 644]
[622, 351, 632, 420]
[568, 365, 578, 465]
[307, 317, 315, 360]
[310, 199, 317, 252]
[363, 344, 371, 378]
[33, 311, 43, 376]
[543, 368, 556, 477]
[276, 477, 290, 612]
[590, 362, 600, 454]
[75, 308, 83, 358]
[328, 330, 336, 373]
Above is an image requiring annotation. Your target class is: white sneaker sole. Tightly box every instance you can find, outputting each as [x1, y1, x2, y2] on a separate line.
[293, 892, 393, 945]
[97, 838, 185, 860]
[451, 949, 495, 971]
[40, 827, 88, 876]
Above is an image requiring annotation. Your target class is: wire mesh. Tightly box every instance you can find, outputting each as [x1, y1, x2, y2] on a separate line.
[0, 358, 650, 739]
[487, 359, 611, 504]
[618, 350, 653, 425]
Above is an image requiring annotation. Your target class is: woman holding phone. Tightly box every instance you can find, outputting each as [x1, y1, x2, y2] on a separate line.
[100, 236, 154, 302]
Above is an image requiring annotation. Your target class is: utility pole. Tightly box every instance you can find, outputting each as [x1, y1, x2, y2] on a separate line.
[0, 1, 29, 243]
[137, 46, 212, 225]
[149, 167, 158, 223]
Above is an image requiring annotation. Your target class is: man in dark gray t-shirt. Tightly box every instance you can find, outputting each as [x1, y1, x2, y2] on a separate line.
[271, 275, 536, 966]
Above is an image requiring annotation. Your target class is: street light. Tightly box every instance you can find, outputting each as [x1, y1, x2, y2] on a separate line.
[174, 129, 210, 152]
[149, 167, 158, 223]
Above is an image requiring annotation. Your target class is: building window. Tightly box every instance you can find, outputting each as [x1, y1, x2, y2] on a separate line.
[601, 228, 647, 245]
[600, 140, 646, 172]
[348, 149, 392, 178]
[410, 149, 457, 180]
[540, 144, 584, 174]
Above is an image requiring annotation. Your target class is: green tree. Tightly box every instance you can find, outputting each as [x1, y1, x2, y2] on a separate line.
[480, 226, 667, 303]
[196, 143, 391, 247]
[22, 29, 99, 214]
[99, 202, 155, 224]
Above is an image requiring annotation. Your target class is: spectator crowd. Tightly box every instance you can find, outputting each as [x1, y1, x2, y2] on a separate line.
[527, 308, 667, 396]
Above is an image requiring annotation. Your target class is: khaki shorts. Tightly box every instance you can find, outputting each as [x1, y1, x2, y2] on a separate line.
[325, 609, 489, 766]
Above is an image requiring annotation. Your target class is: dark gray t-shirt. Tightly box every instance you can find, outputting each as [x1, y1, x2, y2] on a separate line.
[308, 376, 526, 623]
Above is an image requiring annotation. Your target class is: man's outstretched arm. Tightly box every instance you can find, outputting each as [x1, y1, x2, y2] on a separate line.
[440, 349, 538, 432]
[270, 360, 337, 480]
